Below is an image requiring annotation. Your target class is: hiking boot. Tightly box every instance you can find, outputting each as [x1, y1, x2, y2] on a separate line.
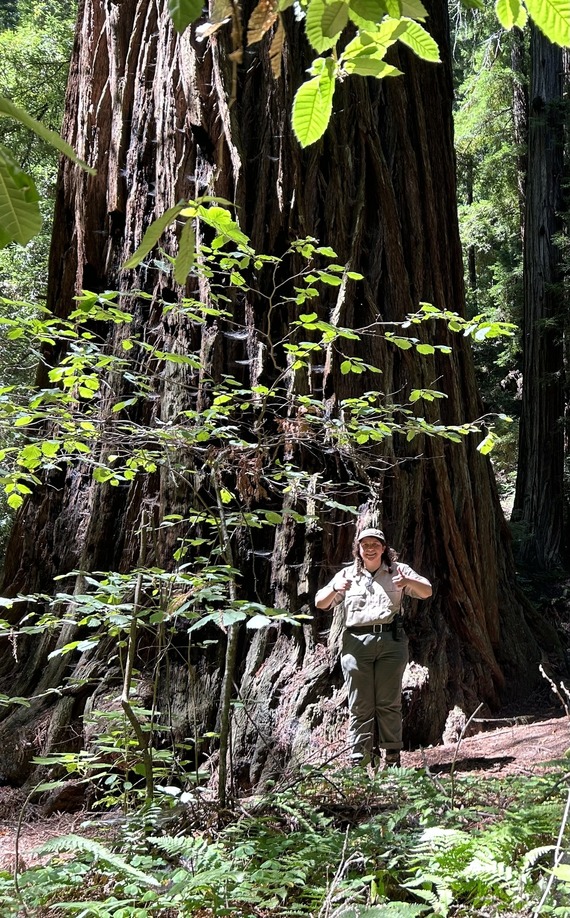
[385, 750, 401, 767]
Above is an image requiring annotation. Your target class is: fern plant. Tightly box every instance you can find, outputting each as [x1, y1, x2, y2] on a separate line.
[2, 765, 570, 917]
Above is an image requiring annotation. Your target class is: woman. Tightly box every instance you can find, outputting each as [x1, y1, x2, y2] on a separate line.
[315, 528, 432, 767]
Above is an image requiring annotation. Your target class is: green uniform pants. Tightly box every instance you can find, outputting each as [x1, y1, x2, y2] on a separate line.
[341, 629, 409, 764]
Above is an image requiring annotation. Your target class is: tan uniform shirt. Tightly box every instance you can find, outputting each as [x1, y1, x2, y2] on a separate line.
[317, 562, 426, 628]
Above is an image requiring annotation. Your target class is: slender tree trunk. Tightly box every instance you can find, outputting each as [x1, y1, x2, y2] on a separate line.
[0, 0, 555, 788]
[511, 30, 529, 242]
[513, 26, 565, 568]
[465, 155, 478, 302]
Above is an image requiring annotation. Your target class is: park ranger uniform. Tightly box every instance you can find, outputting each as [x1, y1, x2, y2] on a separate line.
[318, 557, 427, 764]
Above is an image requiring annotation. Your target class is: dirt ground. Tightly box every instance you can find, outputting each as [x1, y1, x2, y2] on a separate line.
[404, 711, 570, 774]
[1, 706, 569, 872]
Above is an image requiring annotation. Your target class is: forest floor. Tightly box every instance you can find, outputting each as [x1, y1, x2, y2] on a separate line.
[1, 693, 569, 872]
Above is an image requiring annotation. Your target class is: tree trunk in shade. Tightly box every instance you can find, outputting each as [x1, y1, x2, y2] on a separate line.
[513, 26, 565, 569]
[0, 0, 556, 789]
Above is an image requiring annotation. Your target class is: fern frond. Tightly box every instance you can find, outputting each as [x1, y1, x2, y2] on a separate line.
[36, 833, 161, 887]
[521, 844, 557, 869]
[334, 904, 429, 916]
[149, 833, 223, 864]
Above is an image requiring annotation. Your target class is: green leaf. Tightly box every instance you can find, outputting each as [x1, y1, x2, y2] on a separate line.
[477, 433, 496, 455]
[0, 145, 42, 247]
[524, 0, 570, 44]
[318, 271, 342, 285]
[246, 613, 273, 629]
[343, 58, 403, 76]
[168, 0, 204, 32]
[292, 58, 337, 147]
[0, 95, 95, 175]
[306, 0, 339, 51]
[38, 835, 162, 887]
[322, 0, 350, 38]
[122, 203, 185, 269]
[342, 20, 407, 63]
[19, 444, 42, 466]
[389, 336, 413, 349]
[349, 0, 387, 25]
[196, 205, 250, 248]
[348, 0, 403, 27]
[495, 0, 528, 27]
[93, 468, 115, 483]
[398, 18, 441, 61]
[400, 0, 427, 20]
[188, 609, 247, 632]
[174, 218, 196, 284]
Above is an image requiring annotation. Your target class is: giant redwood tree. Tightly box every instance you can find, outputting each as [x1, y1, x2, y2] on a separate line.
[0, 0, 558, 789]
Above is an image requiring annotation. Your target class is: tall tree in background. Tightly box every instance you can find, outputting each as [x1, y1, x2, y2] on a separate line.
[513, 26, 566, 568]
[453, 18, 569, 563]
[453, 20, 525, 461]
[0, 0, 551, 787]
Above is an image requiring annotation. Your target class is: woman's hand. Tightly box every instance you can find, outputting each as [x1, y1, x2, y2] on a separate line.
[332, 574, 352, 594]
[393, 563, 432, 599]
[391, 564, 407, 590]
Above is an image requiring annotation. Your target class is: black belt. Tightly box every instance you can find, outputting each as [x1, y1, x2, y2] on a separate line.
[348, 622, 395, 634]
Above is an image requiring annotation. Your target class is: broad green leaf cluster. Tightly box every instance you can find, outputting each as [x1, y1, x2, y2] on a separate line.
[292, 0, 440, 146]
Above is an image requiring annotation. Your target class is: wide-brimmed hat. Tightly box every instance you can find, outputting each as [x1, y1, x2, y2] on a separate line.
[357, 528, 385, 542]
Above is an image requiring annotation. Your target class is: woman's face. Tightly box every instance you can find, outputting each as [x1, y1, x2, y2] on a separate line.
[359, 538, 385, 571]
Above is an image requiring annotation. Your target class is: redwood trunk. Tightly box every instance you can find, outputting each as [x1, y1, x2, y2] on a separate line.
[513, 26, 565, 568]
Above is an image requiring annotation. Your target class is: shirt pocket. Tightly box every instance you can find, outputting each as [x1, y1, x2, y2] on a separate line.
[344, 588, 368, 617]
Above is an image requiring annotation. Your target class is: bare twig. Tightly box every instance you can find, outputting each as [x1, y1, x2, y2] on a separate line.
[121, 511, 154, 803]
[533, 784, 570, 916]
[450, 702, 483, 807]
[318, 828, 363, 918]
[540, 665, 570, 718]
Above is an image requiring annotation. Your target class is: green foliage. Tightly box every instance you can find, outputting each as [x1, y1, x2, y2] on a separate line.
[0, 143, 42, 246]
[0, 2, 79, 560]
[497, 0, 570, 44]
[291, 9, 440, 147]
[0, 1, 91, 251]
[0, 0, 76, 297]
[0, 93, 93, 249]
[1, 765, 569, 916]
[452, 14, 525, 502]
[0, 222, 514, 518]
[182, 0, 570, 148]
